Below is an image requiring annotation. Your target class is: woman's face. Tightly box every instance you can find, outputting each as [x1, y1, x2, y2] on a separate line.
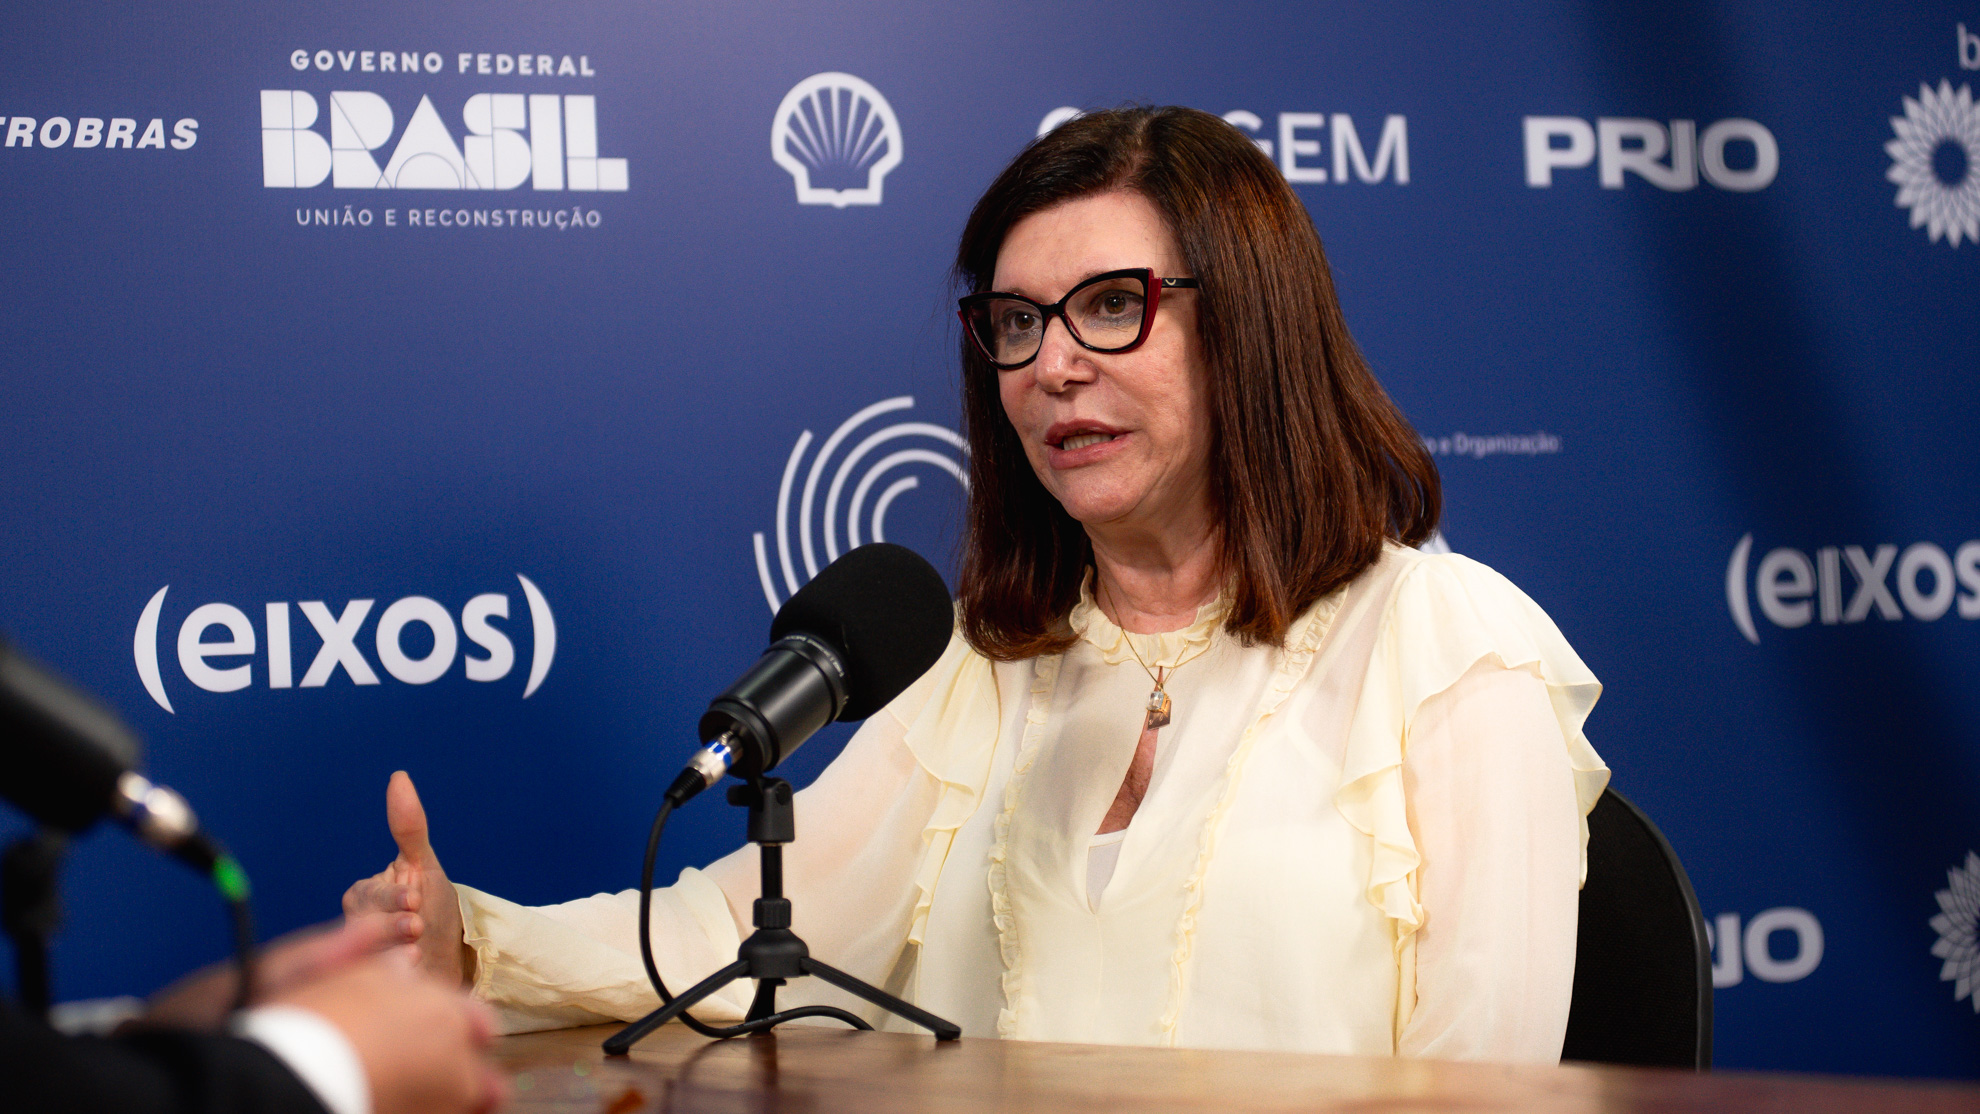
[991, 190, 1214, 536]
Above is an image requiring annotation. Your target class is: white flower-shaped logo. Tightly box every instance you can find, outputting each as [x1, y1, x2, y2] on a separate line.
[1932, 850, 1980, 1012]
[1886, 80, 1980, 247]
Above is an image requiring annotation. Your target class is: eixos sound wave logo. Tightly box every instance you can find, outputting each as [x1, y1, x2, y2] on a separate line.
[752, 396, 966, 612]
[133, 576, 556, 712]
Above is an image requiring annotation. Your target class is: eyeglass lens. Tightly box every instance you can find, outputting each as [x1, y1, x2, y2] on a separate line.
[967, 273, 1150, 366]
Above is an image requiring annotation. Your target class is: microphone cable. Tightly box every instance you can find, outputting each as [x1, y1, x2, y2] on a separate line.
[178, 831, 260, 1015]
[214, 850, 258, 1015]
[634, 794, 870, 1038]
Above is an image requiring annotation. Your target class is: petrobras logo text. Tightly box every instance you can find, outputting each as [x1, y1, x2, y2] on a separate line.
[1525, 116, 1778, 191]
[1038, 107, 1409, 186]
[1725, 533, 1980, 644]
[3, 115, 197, 153]
[132, 576, 557, 713]
[262, 90, 625, 191]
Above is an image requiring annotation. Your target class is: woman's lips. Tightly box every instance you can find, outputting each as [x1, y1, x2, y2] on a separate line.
[1044, 425, 1127, 468]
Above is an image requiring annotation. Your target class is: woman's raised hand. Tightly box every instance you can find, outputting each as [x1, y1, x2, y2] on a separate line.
[342, 771, 472, 987]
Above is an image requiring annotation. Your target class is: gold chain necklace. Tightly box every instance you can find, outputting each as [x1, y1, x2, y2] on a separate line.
[1102, 579, 1215, 732]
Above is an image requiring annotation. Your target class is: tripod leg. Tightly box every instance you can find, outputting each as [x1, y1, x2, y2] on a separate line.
[603, 959, 752, 1055]
[801, 958, 961, 1040]
[745, 978, 782, 1023]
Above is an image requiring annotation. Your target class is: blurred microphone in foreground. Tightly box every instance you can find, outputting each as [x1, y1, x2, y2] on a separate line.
[1, 638, 504, 1114]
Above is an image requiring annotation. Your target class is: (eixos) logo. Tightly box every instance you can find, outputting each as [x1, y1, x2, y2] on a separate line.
[772, 73, 901, 207]
[1886, 79, 1980, 247]
[751, 396, 965, 612]
[1724, 533, 1980, 643]
[132, 575, 556, 712]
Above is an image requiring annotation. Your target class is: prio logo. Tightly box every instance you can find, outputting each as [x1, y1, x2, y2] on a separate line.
[1885, 80, 1980, 248]
[131, 576, 557, 713]
[1038, 108, 1409, 186]
[752, 396, 965, 612]
[1707, 907, 1824, 988]
[1931, 851, 1979, 1012]
[1524, 116, 1778, 191]
[261, 91, 626, 191]
[772, 73, 901, 208]
[1724, 534, 1980, 644]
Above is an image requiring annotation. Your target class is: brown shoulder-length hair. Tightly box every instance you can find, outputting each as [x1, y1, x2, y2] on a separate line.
[955, 105, 1439, 662]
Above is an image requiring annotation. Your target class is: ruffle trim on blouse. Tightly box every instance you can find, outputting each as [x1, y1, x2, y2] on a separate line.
[896, 630, 1006, 949]
[1333, 550, 1609, 946]
[987, 652, 1063, 1039]
[1069, 572, 1230, 668]
[1155, 590, 1343, 1043]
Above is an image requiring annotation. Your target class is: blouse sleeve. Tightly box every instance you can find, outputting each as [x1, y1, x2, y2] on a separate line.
[1330, 552, 1608, 1061]
[455, 691, 944, 1035]
[1395, 658, 1583, 1062]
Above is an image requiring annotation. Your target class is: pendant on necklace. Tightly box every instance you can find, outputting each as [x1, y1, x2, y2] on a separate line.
[1144, 667, 1172, 730]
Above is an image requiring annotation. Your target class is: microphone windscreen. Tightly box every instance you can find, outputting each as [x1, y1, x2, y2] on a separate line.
[0, 640, 142, 833]
[769, 543, 953, 721]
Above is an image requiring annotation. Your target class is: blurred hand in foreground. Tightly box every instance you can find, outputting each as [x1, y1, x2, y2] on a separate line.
[143, 916, 504, 1114]
[275, 948, 505, 1114]
[143, 915, 401, 1030]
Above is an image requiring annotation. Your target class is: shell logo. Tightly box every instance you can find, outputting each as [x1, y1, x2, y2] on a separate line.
[771, 72, 902, 207]
[752, 396, 966, 612]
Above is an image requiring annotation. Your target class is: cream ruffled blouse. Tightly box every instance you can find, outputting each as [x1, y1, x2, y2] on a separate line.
[455, 545, 1608, 1062]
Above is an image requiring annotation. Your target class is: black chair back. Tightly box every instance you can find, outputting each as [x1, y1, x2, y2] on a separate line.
[1562, 785, 1713, 1069]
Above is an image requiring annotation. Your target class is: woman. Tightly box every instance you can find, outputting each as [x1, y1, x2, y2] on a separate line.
[344, 106, 1608, 1062]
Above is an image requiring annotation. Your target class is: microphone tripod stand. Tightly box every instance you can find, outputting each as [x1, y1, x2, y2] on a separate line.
[2, 829, 65, 1019]
[603, 777, 960, 1054]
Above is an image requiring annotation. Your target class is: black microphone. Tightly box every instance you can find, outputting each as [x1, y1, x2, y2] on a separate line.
[0, 640, 229, 878]
[665, 543, 953, 805]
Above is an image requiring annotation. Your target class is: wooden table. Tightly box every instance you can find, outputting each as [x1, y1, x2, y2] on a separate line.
[492, 1023, 1980, 1113]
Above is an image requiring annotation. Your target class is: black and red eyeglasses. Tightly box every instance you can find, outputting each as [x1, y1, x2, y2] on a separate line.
[958, 268, 1199, 371]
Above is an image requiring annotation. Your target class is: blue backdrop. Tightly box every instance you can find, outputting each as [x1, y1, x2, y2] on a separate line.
[2, 0, 1975, 1079]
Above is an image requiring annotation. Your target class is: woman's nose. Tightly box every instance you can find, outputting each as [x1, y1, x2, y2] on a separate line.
[1032, 318, 1092, 393]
